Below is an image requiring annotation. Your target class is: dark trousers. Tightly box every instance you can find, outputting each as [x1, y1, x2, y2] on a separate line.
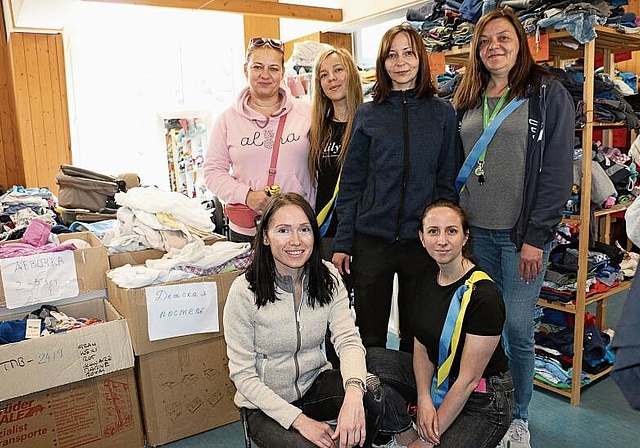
[243, 370, 384, 448]
[229, 229, 255, 244]
[352, 233, 436, 353]
[321, 236, 349, 369]
[366, 347, 514, 447]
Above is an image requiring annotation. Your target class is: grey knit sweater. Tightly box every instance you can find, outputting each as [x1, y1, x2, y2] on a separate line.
[223, 261, 366, 428]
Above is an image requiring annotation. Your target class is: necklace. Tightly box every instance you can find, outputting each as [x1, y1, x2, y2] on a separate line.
[249, 97, 281, 109]
[438, 259, 469, 286]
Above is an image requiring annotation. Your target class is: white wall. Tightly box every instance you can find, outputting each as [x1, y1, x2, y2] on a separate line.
[280, 0, 341, 41]
[64, 2, 245, 190]
[334, 0, 425, 32]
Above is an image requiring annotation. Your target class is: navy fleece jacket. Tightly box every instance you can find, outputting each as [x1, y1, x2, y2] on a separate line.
[334, 89, 458, 255]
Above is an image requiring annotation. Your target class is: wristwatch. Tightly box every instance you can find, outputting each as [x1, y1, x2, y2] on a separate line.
[344, 378, 366, 394]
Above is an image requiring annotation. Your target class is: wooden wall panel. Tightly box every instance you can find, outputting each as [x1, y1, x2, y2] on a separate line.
[0, 4, 23, 192]
[284, 31, 353, 61]
[320, 32, 353, 54]
[51, 34, 71, 172]
[244, 0, 280, 53]
[9, 32, 70, 193]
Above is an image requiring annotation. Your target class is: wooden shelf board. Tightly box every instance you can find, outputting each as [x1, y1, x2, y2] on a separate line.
[585, 281, 632, 304]
[576, 122, 626, 131]
[594, 200, 634, 217]
[592, 121, 627, 127]
[562, 199, 633, 222]
[537, 298, 578, 313]
[533, 365, 613, 398]
[586, 366, 614, 382]
[533, 379, 573, 397]
[561, 216, 581, 224]
[537, 280, 632, 312]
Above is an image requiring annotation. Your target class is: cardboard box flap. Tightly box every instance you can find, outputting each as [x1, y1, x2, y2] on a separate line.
[0, 297, 134, 402]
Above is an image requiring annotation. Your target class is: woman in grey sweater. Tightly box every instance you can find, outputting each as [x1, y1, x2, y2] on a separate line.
[223, 193, 383, 448]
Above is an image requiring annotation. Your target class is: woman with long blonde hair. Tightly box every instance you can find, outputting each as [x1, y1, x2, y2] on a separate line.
[309, 48, 363, 259]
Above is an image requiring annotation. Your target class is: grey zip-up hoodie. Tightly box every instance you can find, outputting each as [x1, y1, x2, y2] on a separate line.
[223, 262, 366, 429]
[456, 77, 573, 249]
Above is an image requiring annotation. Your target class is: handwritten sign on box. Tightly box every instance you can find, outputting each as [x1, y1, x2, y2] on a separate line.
[145, 281, 219, 341]
[0, 251, 79, 309]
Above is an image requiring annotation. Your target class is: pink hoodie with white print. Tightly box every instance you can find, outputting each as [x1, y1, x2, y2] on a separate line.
[204, 86, 315, 236]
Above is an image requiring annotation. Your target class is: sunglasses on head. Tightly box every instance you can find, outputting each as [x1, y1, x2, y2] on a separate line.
[248, 37, 285, 52]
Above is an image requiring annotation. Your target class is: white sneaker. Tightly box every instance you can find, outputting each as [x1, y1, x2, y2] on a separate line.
[505, 419, 531, 448]
[372, 436, 408, 448]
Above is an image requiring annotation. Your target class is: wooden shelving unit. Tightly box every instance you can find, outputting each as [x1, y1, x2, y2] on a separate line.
[441, 26, 640, 405]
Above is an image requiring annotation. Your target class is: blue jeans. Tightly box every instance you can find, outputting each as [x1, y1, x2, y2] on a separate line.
[243, 370, 383, 448]
[470, 227, 551, 421]
[366, 347, 514, 447]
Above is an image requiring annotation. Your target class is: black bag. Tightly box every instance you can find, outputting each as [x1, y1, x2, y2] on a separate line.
[594, 153, 633, 195]
[55, 164, 126, 212]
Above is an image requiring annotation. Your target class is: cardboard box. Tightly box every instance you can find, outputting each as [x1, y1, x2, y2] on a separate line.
[137, 337, 238, 446]
[0, 369, 144, 448]
[0, 298, 134, 402]
[0, 232, 109, 308]
[108, 233, 227, 269]
[107, 270, 240, 356]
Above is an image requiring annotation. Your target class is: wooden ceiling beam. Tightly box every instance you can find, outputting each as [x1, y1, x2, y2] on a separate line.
[83, 0, 343, 22]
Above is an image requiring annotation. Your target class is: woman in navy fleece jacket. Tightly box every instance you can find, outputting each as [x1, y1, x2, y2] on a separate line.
[332, 24, 459, 354]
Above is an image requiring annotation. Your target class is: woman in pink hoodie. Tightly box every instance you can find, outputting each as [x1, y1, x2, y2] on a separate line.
[204, 37, 315, 242]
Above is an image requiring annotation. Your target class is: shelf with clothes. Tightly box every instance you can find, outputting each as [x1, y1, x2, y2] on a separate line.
[440, 26, 640, 65]
[538, 280, 633, 313]
[441, 21, 640, 405]
[537, 30, 640, 405]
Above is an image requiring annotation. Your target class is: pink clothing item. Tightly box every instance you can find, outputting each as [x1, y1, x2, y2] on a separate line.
[21, 218, 53, 247]
[204, 86, 315, 236]
[0, 242, 77, 259]
[0, 217, 77, 258]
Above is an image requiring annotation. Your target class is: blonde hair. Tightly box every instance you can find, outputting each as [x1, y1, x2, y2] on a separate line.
[309, 48, 363, 182]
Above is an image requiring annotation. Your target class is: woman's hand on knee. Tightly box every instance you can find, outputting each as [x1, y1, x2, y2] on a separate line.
[292, 413, 335, 448]
[333, 391, 366, 447]
[416, 399, 440, 446]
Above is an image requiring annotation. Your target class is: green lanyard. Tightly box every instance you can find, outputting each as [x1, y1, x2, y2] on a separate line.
[483, 87, 511, 129]
[474, 87, 511, 184]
